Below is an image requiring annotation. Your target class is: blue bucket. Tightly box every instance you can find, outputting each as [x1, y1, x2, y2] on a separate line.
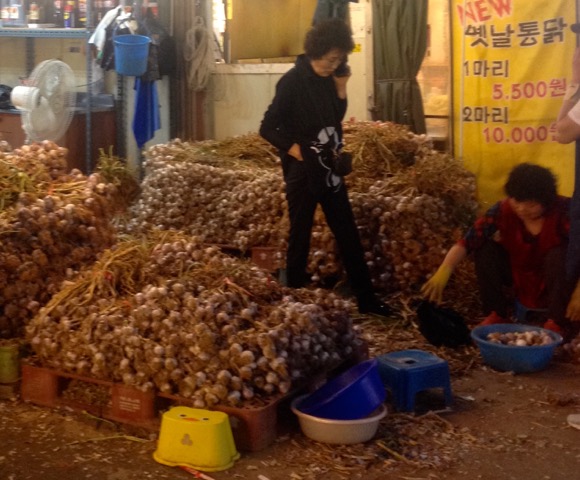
[114, 34, 151, 76]
[298, 359, 386, 420]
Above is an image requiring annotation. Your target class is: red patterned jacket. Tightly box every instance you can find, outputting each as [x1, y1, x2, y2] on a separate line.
[458, 196, 570, 308]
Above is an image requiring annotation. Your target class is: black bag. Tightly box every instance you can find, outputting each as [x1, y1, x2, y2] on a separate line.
[142, 11, 176, 78]
[301, 142, 343, 195]
[100, 21, 132, 71]
[416, 301, 472, 348]
[0, 84, 13, 110]
[333, 151, 353, 176]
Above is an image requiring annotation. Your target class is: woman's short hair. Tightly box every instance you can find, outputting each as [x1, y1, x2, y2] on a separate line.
[304, 18, 355, 59]
[504, 163, 558, 207]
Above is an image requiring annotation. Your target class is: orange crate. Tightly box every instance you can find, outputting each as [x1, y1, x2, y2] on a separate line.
[21, 364, 59, 407]
[21, 363, 156, 427]
[21, 363, 284, 445]
[106, 383, 157, 426]
[215, 401, 279, 452]
[21, 348, 366, 447]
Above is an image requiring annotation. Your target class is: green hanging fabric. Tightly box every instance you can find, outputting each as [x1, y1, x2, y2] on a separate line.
[312, 0, 359, 25]
[372, 0, 428, 133]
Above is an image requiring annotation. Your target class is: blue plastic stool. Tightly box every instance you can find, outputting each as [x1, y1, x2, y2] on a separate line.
[377, 349, 453, 412]
[514, 300, 548, 323]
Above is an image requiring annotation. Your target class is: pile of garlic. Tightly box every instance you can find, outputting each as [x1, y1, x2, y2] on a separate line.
[123, 129, 477, 295]
[26, 236, 360, 408]
[562, 334, 580, 362]
[0, 142, 118, 338]
[125, 141, 287, 252]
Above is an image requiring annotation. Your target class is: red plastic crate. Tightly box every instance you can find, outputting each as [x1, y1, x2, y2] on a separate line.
[21, 364, 59, 407]
[157, 392, 284, 452]
[215, 400, 279, 452]
[107, 383, 156, 426]
[21, 363, 155, 427]
[21, 346, 367, 451]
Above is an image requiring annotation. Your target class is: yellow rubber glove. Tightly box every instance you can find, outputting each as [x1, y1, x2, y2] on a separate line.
[421, 265, 453, 304]
[566, 281, 580, 321]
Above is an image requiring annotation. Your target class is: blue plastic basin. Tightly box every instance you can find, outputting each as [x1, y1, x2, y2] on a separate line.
[298, 358, 386, 420]
[471, 324, 563, 373]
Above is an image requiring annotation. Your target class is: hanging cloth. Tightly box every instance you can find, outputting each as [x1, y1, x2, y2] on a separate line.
[372, 0, 428, 134]
[89, 6, 124, 60]
[312, 0, 358, 25]
[141, 9, 176, 78]
[132, 78, 160, 150]
[97, 15, 138, 71]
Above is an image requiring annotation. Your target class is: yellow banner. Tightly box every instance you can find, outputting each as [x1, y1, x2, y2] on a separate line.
[452, 0, 577, 209]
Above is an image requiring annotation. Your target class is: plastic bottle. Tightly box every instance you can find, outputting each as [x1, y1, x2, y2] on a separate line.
[94, 0, 104, 23]
[9, 1, 24, 26]
[28, 2, 40, 24]
[77, 0, 86, 27]
[1, 5, 10, 25]
[53, 0, 63, 27]
[63, 0, 76, 28]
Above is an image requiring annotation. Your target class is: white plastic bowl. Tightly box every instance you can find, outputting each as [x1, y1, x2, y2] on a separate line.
[291, 394, 387, 444]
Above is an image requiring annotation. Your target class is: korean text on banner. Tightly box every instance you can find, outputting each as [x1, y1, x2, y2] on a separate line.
[452, 0, 577, 209]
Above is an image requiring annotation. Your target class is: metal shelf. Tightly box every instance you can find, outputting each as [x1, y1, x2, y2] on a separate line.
[1, 1, 138, 171]
[0, 11, 95, 173]
[0, 27, 88, 38]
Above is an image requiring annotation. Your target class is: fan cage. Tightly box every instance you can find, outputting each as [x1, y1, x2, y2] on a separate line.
[21, 59, 77, 143]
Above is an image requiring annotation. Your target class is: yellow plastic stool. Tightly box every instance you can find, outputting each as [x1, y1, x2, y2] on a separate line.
[153, 406, 240, 472]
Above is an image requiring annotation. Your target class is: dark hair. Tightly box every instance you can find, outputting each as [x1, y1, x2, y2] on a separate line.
[304, 18, 355, 59]
[504, 163, 558, 207]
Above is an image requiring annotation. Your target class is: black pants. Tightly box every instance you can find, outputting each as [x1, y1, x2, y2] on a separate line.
[283, 158, 374, 301]
[474, 240, 574, 323]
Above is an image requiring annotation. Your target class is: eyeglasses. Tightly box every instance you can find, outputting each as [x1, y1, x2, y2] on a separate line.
[321, 54, 346, 66]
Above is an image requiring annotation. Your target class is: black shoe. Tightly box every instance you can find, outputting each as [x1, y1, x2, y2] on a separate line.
[358, 300, 392, 318]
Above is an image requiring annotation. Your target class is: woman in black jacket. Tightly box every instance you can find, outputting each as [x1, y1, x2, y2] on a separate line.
[260, 18, 391, 317]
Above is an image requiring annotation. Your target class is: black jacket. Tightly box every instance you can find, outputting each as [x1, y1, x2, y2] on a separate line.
[259, 54, 347, 156]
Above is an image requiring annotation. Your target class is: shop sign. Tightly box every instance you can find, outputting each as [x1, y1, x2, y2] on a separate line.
[452, 0, 577, 207]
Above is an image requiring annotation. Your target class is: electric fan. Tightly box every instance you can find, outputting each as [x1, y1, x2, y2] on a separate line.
[10, 60, 76, 142]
